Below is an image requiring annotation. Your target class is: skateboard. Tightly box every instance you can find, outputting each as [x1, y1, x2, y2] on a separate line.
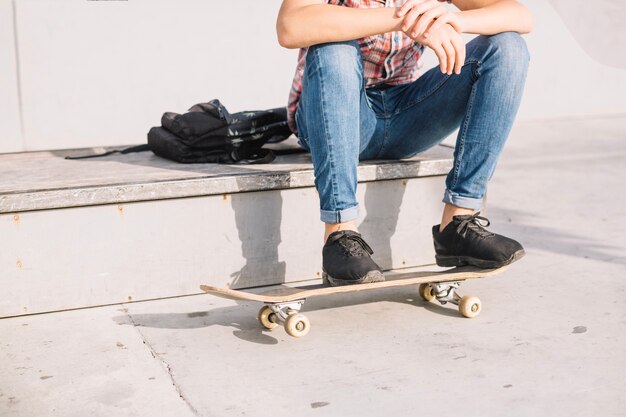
[200, 264, 510, 338]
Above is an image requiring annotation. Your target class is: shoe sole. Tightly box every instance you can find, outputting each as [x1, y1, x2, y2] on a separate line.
[435, 249, 526, 269]
[322, 270, 385, 287]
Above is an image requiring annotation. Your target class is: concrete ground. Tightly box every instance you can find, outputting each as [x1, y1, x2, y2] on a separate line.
[1, 115, 625, 417]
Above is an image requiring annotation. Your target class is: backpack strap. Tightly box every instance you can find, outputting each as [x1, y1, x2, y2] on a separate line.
[65, 144, 150, 160]
[64, 143, 306, 163]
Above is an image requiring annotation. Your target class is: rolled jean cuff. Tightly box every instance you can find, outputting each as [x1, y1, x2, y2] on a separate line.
[320, 204, 360, 224]
[442, 190, 484, 211]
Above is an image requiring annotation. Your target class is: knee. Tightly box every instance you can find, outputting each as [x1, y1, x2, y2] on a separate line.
[481, 32, 530, 76]
[306, 40, 363, 80]
[492, 32, 530, 61]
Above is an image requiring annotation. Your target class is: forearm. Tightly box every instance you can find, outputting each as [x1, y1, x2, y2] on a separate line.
[455, 0, 533, 35]
[277, 4, 403, 49]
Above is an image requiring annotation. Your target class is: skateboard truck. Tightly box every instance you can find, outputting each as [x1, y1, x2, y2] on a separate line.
[258, 300, 311, 338]
[267, 301, 305, 323]
[418, 281, 482, 318]
[430, 281, 462, 305]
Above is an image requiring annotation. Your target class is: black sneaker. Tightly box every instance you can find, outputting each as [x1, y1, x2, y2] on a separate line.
[432, 212, 525, 268]
[322, 230, 385, 286]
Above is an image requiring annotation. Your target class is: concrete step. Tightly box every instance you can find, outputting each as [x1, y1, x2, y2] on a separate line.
[0, 138, 453, 317]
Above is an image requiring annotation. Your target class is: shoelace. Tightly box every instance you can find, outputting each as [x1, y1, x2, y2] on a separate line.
[329, 232, 374, 256]
[456, 212, 495, 238]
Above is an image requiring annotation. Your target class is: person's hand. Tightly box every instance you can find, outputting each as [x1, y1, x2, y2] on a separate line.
[415, 23, 466, 75]
[396, 1, 465, 75]
[396, 0, 461, 40]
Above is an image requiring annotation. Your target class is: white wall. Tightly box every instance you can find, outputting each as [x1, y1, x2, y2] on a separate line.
[546, 0, 626, 70]
[1, 0, 625, 153]
[0, 0, 22, 153]
[5, 0, 298, 152]
[522, 0, 626, 119]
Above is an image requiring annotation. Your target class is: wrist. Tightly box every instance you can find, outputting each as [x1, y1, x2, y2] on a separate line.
[454, 11, 468, 33]
[392, 7, 404, 32]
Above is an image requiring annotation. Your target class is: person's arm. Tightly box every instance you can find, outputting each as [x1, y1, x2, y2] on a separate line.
[276, 0, 404, 49]
[451, 0, 533, 35]
[401, 0, 532, 39]
[396, 0, 532, 74]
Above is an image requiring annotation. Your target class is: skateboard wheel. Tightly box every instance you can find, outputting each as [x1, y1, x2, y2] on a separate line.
[459, 296, 482, 318]
[284, 313, 310, 338]
[258, 306, 278, 330]
[418, 283, 435, 302]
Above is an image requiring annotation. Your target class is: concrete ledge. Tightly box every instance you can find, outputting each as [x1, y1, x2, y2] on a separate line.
[0, 138, 453, 213]
[1, 138, 453, 317]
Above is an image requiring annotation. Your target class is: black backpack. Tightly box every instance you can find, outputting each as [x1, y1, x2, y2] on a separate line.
[67, 99, 304, 164]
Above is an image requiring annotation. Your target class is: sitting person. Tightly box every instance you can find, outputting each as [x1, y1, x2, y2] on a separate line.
[277, 0, 531, 285]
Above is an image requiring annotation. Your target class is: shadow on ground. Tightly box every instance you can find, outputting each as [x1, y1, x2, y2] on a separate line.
[488, 206, 625, 266]
[112, 287, 464, 345]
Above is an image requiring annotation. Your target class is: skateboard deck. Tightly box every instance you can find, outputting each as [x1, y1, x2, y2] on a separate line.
[200, 264, 511, 337]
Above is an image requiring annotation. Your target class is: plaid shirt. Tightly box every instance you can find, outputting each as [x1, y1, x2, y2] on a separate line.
[287, 0, 448, 134]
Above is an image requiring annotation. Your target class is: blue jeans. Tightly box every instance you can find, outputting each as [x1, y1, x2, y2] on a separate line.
[295, 32, 530, 224]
